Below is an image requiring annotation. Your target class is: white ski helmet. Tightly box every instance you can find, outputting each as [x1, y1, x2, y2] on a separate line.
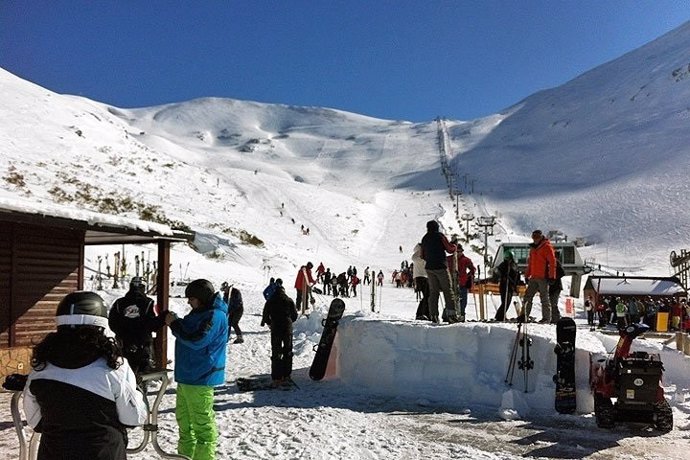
[55, 291, 109, 329]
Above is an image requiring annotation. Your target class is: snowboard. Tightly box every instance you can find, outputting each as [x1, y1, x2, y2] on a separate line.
[236, 376, 297, 391]
[553, 317, 577, 414]
[309, 298, 346, 381]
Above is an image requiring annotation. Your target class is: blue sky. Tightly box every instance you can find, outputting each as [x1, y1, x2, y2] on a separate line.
[2, 1, 689, 122]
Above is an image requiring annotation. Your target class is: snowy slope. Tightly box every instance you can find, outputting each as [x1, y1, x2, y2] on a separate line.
[447, 21, 690, 272]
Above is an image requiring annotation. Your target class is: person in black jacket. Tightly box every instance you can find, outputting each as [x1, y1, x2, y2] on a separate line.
[261, 279, 299, 386]
[222, 282, 244, 344]
[420, 220, 457, 323]
[493, 250, 521, 321]
[548, 254, 566, 323]
[108, 277, 165, 376]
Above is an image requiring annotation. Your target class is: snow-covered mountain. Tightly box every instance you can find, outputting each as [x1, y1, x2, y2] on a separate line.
[446, 21, 690, 272]
[3, 23, 690, 460]
[2, 21, 690, 278]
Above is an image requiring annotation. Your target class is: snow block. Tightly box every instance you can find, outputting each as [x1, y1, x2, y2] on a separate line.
[335, 318, 606, 413]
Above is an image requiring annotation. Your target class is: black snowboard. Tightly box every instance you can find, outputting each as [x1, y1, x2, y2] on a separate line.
[309, 298, 346, 381]
[553, 317, 577, 414]
[236, 376, 297, 391]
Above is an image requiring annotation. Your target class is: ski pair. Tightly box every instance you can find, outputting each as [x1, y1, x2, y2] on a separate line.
[505, 322, 534, 392]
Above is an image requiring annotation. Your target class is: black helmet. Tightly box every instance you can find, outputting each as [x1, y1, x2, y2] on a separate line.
[130, 276, 146, 292]
[185, 279, 215, 306]
[55, 291, 108, 328]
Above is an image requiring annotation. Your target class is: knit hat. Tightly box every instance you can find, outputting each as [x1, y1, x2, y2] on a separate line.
[426, 220, 439, 232]
[185, 279, 216, 307]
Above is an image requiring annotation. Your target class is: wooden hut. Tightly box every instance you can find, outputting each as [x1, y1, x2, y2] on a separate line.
[0, 199, 193, 381]
[583, 275, 687, 305]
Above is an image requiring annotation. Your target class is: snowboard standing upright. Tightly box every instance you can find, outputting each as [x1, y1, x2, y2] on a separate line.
[553, 317, 577, 414]
[309, 298, 346, 381]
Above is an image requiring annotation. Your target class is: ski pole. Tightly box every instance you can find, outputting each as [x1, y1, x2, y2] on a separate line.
[505, 323, 521, 385]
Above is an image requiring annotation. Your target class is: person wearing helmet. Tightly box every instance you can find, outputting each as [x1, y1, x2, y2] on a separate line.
[108, 276, 166, 376]
[23, 291, 147, 460]
[164, 279, 228, 460]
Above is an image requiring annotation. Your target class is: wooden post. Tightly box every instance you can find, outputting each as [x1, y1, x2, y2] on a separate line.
[155, 240, 171, 371]
[479, 283, 486, 320]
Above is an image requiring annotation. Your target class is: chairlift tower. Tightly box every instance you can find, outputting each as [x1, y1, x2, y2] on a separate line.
[670, 249, 690, 291]
[461, 213, 474, 241]
[477, 216, 496, 269]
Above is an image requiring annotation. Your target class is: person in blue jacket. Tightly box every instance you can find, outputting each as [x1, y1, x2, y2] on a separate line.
[165, 279, 228, 460]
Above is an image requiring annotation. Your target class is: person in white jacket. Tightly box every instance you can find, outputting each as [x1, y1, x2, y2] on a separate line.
[23, 291, 147, 460]
[411, 243, 430, 320]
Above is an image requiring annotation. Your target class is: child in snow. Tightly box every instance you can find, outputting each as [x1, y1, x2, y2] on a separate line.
[166, 279, 228, 460]
[23, 291, 147, 460]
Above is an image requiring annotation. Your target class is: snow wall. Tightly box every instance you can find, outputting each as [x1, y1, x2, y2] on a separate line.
[335, 317, 607, 414]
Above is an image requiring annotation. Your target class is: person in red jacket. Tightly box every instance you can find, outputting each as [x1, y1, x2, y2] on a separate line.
[520, 230, 557, 323]
[447, 245, 475, 321]
[294, 262, 316, 313]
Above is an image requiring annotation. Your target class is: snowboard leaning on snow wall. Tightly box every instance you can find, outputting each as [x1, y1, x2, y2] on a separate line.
[309, 298, 346, 381]
[553, 317, 577, 414]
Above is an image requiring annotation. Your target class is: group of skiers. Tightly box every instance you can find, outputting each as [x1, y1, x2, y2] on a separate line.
[412, 220, 476, 323]
[23, 277, 231, 460]
[412, 223, 567, 324]
[307, 262, 385, 299]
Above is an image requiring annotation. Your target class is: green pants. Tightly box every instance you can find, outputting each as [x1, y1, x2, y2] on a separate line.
[176, 383, 218, 460]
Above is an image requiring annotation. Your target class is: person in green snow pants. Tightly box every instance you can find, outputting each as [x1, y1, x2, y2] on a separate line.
[176, 384, 218, 459]
[166, 279, 229, 460]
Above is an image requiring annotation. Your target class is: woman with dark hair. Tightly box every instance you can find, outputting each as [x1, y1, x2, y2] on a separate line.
[23, 291, 148, 460]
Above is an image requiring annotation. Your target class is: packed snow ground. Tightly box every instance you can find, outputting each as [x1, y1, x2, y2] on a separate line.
[2, 237, 690, 460]
[3, 22, 690, 460]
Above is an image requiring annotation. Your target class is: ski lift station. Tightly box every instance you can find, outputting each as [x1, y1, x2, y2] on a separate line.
[490, 242, 591, 298]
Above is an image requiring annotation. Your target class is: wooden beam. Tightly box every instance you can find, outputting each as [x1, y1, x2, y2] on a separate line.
[154, 240, 171, 370]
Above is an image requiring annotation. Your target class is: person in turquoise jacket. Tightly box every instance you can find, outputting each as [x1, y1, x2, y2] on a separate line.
[165, 279, 228, 460]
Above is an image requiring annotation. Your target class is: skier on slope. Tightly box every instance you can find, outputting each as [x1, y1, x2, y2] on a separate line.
[24, 291, 148, 460]
[363, 266, 371, 285]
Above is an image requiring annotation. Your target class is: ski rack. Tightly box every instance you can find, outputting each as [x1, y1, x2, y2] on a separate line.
[127, 370, 191, 459]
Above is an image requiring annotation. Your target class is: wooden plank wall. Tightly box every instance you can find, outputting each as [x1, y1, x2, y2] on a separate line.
[1, 222, 83, 348]
[0, 226, 11, 348]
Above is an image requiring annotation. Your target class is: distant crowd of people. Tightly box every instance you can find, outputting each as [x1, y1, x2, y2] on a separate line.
[593, 295, 690, 331]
